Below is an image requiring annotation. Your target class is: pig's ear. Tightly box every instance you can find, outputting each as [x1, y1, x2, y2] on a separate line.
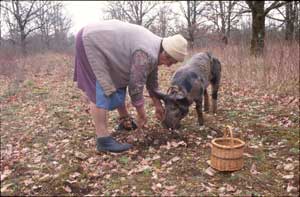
[174, 90, 187, 100]
[152, 90, 168, 101]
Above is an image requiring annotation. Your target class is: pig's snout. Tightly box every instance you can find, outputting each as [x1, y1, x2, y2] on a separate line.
[162, 119, 180, 130]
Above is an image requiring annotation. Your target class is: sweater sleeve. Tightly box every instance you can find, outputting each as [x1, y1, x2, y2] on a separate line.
[146, 67, 159, 97]
[128, 50, 152, 107]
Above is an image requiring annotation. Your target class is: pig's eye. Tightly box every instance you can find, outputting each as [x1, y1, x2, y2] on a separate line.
[171, 105, 178, 110]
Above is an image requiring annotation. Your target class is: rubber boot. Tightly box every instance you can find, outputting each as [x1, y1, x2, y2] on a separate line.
[96, 136, 132, 153]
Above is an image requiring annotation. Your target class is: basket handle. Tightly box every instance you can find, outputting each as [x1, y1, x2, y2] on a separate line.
[224, 125, 234, 147]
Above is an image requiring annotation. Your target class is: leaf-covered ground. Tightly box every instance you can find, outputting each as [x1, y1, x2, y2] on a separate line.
[1, 54, 299, 196]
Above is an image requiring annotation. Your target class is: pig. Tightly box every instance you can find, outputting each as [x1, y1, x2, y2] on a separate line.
[154, 52, 221, 129]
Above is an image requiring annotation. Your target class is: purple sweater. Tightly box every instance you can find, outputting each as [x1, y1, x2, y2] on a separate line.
[81, 20, 162, 107]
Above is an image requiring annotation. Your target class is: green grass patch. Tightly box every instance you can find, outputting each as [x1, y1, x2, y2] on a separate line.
[289, 147, 299, 154]
[118, 156, 130, 165]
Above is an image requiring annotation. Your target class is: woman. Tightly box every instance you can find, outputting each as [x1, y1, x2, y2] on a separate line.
[74, 19, 187, 153]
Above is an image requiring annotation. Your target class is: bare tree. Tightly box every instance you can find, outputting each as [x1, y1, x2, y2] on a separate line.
[148, 2, 180, 37]
[266, 1, 299, 41]
[204, 1, 245, 44]
[180, 0, 207, 48]
[284, 1, 299, 41]
[35, 1, 53, 50]
[0, 1, 2, 47]
[0, 0, 48, 55]
[246, 1, 287, 56]
[156, 4, 170, 37]
[103, 1, 159, 28]
[103, 1, 128, 22]
[51, 2, 72, 51]
[38, 2, 71, 50]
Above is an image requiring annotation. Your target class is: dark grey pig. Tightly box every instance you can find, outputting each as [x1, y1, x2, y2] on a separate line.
[154, 52, 221, 129]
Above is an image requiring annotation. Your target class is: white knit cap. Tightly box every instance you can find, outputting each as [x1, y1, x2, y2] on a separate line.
[162, 34, 188, 62]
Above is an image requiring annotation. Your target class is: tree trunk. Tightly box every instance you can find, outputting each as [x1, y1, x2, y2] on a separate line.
[285, 2, 295, 41]
[250, 1, 265, 56]
[186, 1, 194, 48]
[295, 2, 300, 41]
[20, 31, 27, 56]
[0, 4, 2, 47]
[188, 23, 194, 48]
[0, 20, 2, 47]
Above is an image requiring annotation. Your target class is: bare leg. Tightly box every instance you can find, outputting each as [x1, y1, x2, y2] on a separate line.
[117, 104, 129, 118]
[89, 102, 110, 137]
[90, 102, 132, 152]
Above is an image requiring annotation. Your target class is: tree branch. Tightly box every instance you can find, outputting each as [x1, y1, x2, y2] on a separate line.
[245, 1, 254, 10]
[266, 14, 285, 22]
[264, 1, 287, 16]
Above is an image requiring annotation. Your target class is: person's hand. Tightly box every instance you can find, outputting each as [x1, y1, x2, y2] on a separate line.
[155, 102, 165, 120]
[135, 105, 147, 129]
[151, 96, 165, 121]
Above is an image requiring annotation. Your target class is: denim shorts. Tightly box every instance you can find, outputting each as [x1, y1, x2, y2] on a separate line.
[96, 81, 126, 110]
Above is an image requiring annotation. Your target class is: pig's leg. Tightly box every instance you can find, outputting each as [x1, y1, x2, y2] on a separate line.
[211, 83, 219, 114]
[195, 98, 204, 126]
[204, 88, 209, 112]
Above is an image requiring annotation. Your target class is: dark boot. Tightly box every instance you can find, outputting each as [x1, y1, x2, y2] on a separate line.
[96, 136, 132, 153]
[116, 116, 138, 131]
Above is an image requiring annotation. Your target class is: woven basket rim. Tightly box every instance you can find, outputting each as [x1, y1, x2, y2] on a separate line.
[211, 137, 245, 149]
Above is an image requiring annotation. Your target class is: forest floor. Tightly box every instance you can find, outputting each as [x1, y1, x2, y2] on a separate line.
[1, 53, 299, 196]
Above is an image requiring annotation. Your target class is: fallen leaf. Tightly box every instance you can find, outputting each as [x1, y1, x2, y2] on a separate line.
[248, 144, 259, 149]
[63, 186, 72, 193]
[87, 157, 97, 164]
[218, 187, 226, 193]
[62, 139, 69, 143]
[0, 168, 12, 181]
[152, 154, 161, 161]
[170, 141, 187, 148]
[70, 172, 81, 179]
[276, 164, 282, 170]
[287, 182, 297, 193]
[243, 153, 254, 158]
[206, 160, 211, 165]
[128, 165, 151, 175]
[205, 167, 217, 176]
[170, 156, 180, 163]
[165, 185, 176, 191]
[33, 156, 42, 163]
[201, 183, 213, 192]
[282, 174, 294, 180]
[39, 174, 50, 181]
[152, 171, 158, 180]
[284, 163, 295, 171]
[268, 152, 277, 158]
[24, 179, 34, 186]
[225, 184, 236, 192]
[74, 151, 88, 160]
[1, 183, 13, 193]
[250, 163, 260, 175]
[104, 174, 111, 179]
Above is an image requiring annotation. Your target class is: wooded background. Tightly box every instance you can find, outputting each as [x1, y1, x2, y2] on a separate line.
[0, 1, 299, 56]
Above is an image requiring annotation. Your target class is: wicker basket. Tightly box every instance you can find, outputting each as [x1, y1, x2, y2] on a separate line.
[210, 126, 245, 171]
